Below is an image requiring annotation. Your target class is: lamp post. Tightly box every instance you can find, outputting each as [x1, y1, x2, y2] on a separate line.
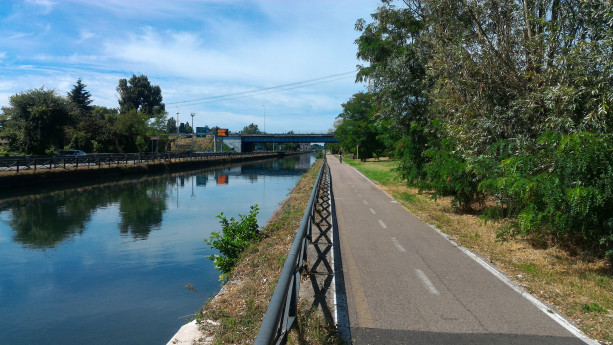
[176, 106, 180, 153]
[262, 105, 266, 133]
[190, 113, 195, 152]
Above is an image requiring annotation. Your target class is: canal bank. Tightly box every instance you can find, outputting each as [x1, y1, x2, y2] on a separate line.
[180, 157, 339, 345]
[0, 152, 285, 191]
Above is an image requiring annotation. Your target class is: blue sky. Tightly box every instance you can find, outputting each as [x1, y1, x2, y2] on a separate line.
[0, 0, 379, 133]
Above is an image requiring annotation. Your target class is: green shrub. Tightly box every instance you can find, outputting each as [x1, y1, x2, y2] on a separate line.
[205, 204, 261, 277]
[480, 132, 613, 260]
[421, 137, 486, 210]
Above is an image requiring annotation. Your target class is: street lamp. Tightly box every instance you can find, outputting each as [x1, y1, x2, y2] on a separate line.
[190, 113, 195, 152]
[262, 105, 266, 133]
[176, 106, 180, 153]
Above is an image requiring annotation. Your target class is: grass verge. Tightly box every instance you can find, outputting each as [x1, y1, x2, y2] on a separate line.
[195, 158, 341, 344]
[345, 158, 612, 344]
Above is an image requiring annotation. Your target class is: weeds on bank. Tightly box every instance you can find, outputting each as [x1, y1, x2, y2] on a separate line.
[205, 204, 262, 279]
[345, 157, 613, 344]
[287, 301, 344, 345]
[197, 160, 336, 345]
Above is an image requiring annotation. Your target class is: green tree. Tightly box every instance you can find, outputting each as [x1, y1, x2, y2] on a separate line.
[166, 117, 177, 133]
[1, 88, 70, 154]
[114, 109, 149, 153]
[183, 122, 193, 134]
[67, 78, 93, 115]
[355, 1, 432, 177]
[116, 74, 165, 116]
[240, 123, 261, 134]
[335, 92, 385, 160]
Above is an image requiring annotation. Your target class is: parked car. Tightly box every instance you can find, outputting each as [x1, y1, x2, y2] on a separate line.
[59, 150, 87, 157]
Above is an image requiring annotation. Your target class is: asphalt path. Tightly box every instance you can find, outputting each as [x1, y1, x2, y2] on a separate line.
[328, 154, 595, 345]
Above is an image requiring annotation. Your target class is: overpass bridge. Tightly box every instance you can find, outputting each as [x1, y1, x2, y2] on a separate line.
[224, 133, 339, 152]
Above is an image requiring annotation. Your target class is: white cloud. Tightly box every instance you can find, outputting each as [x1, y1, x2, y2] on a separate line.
[26, 0, 57, 14]
[0, 80, 16, 91]
[78, 29, 95, 42]
[0, 0, 377, 132]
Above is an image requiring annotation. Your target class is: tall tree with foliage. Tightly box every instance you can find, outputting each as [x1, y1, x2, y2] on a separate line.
[355, 1, 432, 177]
[166, 117, 177, 133]
[335, 92, 385, 160]
[67, 79, 93, 115]
[114, 109, 149, 153]
[240, 123, 261, 134]
[350, 0, 613, 258]
[1, 88, 70, 154]
[116, 74, 165, 116]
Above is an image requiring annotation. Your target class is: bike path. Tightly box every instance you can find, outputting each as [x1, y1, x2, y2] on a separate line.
[328, 155, 594, 345]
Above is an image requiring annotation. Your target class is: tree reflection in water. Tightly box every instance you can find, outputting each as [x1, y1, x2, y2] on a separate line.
[118, 180, 168, 239]
[4, 177, 171, 248]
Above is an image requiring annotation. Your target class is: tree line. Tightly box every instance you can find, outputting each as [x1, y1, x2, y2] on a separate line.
[334, 0, 613, 261]
[0, 75, 198, 155]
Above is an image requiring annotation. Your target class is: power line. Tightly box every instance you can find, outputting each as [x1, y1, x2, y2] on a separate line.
[177, 74, 356, 107]
[166, 70, 356, 106]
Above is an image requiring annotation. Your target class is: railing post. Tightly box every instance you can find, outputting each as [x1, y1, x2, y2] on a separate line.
[254, 158, 327, 345]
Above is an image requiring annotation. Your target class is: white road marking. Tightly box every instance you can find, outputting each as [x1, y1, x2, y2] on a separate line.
[358, 193, 362, 198]
[369, 208, 376, 215]
[415, 269, 440, 296]
[427, 224, 600, 345]
[363, 200, 368, 205]
[391, 237, 406, 252]
[378, 220, 387, 229]
[350, 166, 378, 187]
[390, 200, 398, 204]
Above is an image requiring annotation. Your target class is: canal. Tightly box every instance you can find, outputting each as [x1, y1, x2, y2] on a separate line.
[0, 153, 315, 345]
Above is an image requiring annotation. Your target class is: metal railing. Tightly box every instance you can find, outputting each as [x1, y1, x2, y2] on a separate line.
[254, 154, 329, 345]
[0, 152, 276, 173]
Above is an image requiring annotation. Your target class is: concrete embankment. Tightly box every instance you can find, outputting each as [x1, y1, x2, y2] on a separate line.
[0, 153, 282, 191]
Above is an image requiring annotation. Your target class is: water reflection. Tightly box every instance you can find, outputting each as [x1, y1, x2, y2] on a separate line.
[0, 153, 315, 345]
[117, 180, 168, 239]
[2, 154, 313, 249]
[7, 189, 108, 248]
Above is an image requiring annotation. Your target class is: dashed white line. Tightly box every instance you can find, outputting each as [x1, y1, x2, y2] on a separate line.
[363, 200, 368, 205]
[391, 237, 406, 252]
[426, 223, 599, 345]
[415, 269, 440, 296]
[378, 219, 387, 229]
[369, 208, 376, 215]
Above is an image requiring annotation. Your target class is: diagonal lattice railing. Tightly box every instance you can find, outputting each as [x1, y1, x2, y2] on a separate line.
[254, 154, 330, 345]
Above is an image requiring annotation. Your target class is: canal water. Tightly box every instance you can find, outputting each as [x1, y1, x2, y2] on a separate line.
[0, 153, 315, 345]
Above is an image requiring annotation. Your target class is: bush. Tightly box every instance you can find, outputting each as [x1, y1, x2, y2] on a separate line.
[205, 204, 261, 277]
[480, 132, 613, 260]
[421, 137, 487, 210]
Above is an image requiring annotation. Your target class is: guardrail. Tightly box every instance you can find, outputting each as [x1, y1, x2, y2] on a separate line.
[0, 152, 274, 173]
[254, 154, 329, 345]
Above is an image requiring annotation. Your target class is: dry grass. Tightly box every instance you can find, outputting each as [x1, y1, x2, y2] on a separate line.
[196, 159, 335, 344]
[172, 136, 217, 152]
[346, 158, 613, 344]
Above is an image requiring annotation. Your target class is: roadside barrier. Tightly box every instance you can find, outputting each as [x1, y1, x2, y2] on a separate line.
[0, 152, 276, 173]
[254, 154, 329, 345]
